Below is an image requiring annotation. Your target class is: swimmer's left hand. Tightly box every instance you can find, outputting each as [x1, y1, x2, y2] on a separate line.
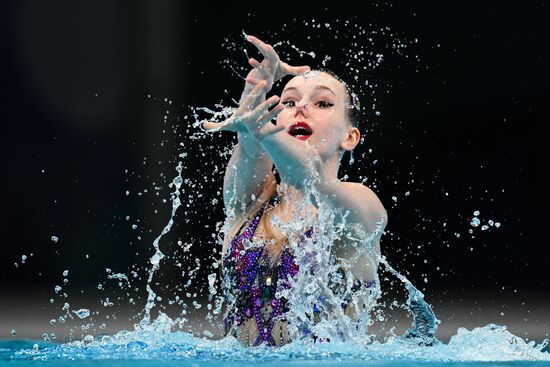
[245, 35, 310, 91]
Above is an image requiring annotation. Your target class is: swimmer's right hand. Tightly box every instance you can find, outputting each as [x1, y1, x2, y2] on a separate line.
[202, 80, 285, 138]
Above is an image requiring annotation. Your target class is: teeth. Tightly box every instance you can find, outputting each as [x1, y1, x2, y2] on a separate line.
[291, 127, 310, 136]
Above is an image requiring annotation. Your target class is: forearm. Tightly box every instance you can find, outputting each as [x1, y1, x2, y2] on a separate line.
[223, 135, 274, 215]
[259, 133, 321, 189]
[222, 72, 279, 214]
[258, 133, 387, 232]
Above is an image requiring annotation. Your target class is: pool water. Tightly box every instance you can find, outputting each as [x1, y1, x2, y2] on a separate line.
[1, 317, 548, 366]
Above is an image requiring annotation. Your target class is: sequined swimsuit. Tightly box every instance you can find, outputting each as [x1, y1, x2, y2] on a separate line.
[222, 197, 376, 346]
[222, 198, 309, 346]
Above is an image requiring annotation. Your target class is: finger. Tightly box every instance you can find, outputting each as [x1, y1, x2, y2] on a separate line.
[246, 35, 268, 51]
[242, 80, 267, 110]
[245, 75, 263, 85]
[248, 58, 271, 82]
[255, 106, 286, 138]
[249, 58, 271, 80]
[286, 64, 311, 76]
[201, 121, 225, 132]
[251, 95, 280, 118]
[258, 122, 286, 138]
[257, 104, 285, 127]
[246, 35, 278, 62]
[265, 123, 286, 135]
[203, 117, 245, 134]
[248, 57, 262, 69]
[250, 79, 266, 94]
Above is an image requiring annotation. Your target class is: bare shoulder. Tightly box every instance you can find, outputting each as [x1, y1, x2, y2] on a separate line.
[341, 181, 385, 208]
[341, 181, 388, 229]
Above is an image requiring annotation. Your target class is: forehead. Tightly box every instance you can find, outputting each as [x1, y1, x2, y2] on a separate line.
[283, 71, 347, 97]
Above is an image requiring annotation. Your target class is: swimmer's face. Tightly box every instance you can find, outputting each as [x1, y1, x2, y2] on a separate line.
[277, 71, 360, 161]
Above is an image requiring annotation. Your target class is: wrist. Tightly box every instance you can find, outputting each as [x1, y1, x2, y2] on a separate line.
[238, 132, 267, 157]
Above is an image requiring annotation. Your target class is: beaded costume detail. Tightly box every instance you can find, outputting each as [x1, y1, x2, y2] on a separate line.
[222, 200, 310, 346]
[222, 198, 377, 346]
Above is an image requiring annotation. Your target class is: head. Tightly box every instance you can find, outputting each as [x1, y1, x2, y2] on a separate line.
[277, 70, 361, 164]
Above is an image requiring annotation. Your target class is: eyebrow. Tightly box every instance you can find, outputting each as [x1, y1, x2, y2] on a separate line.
[282, 85, 336, 96]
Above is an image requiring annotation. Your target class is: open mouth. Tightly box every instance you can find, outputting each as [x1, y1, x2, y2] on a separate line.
[288, 121, 313, 141]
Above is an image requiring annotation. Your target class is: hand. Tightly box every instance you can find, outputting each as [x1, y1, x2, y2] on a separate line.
[202, 80, 285, 140]
[245, 35, 310, 92]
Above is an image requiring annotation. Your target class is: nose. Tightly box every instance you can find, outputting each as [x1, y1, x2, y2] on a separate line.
[294, 102, 309, 117]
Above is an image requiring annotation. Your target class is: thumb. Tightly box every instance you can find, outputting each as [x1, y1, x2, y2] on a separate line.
[287, 64, 311, 76]
[201, 121, 225, 132]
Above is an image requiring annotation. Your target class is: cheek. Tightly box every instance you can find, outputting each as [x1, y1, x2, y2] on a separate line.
[277, 109, 292, 122]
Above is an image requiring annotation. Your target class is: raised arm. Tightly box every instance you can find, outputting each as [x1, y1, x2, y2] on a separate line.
[203, 35, 309, 217]
[223, 132, 275, 217]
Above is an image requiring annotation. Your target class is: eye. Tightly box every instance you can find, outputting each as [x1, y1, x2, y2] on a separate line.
[282, 100, 296, 107]
[316, 100, 334, 109]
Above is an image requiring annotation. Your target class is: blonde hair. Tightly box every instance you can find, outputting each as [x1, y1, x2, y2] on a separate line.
[259, 204, 288, 256]
[256, 175, 288, 257]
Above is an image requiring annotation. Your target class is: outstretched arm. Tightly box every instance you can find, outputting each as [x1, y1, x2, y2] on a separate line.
[229, 97, 387, 258]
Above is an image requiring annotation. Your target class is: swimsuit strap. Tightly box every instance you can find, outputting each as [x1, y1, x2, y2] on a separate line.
[226, 199, 273, 261]
[235, 193, 279, 240]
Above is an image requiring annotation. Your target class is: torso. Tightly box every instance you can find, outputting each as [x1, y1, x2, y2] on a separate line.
[221, 181, 382, 346]
[222, 196, 307, 346]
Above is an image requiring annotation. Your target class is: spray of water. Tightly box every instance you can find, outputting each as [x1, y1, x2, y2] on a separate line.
[7, 16, 549, 364]
[139, 161, 184, 329]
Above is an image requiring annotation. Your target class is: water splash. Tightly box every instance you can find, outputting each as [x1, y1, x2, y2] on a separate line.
[139, 161, 184, 329]
[4, 317, 549, 362]
[6, 17, 548, 366]
[72, 309, 90, 319]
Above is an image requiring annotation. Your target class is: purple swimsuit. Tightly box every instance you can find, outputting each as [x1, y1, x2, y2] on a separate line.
[223, 199, 310, 346]
[222, 198, 375, 346]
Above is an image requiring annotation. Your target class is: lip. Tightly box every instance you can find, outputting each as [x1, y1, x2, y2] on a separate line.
[288, 121, 313, 140]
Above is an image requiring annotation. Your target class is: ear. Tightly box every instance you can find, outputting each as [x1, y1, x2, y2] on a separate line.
[340, 126, 361, 151]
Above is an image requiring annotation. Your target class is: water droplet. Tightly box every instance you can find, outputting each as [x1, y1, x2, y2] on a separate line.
[72, 309, 90, 319]
[51, 236, 59, 243]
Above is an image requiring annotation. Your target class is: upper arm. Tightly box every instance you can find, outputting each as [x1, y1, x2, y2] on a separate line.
[328, 182, 387, 236]
[329, 182, 387, 280]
